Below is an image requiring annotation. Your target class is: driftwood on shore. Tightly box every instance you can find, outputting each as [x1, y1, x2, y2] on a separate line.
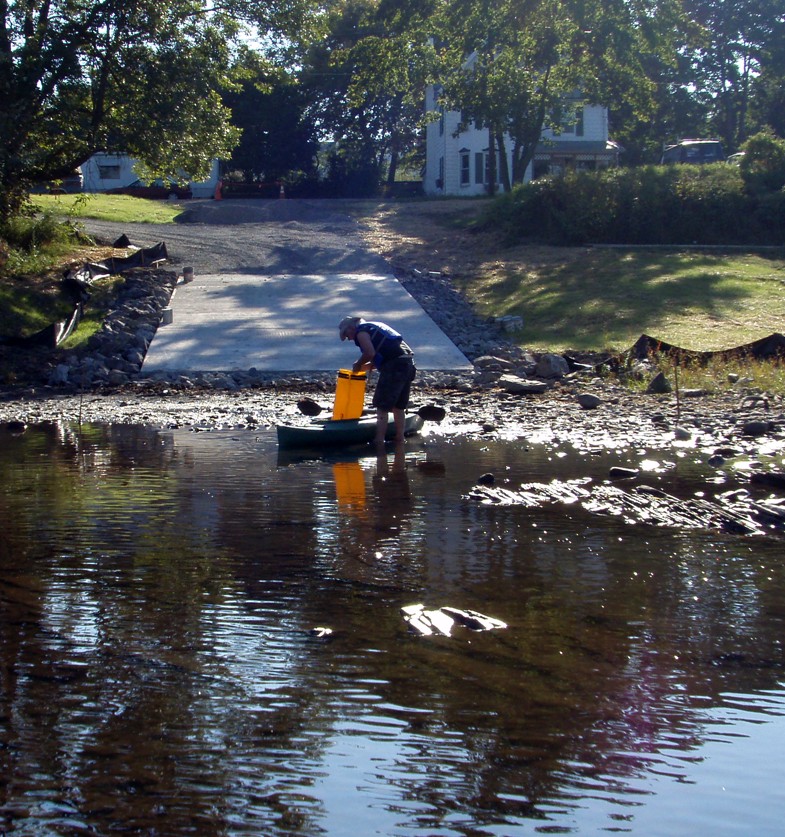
[467, 478, 785, 538]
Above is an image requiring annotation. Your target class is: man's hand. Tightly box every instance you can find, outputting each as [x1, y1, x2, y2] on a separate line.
[354, 331, 376, 371]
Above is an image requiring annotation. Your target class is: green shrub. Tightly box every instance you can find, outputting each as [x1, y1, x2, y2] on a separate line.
[482, 164, 781, 246]
[755, 189, 785, 237]
[740, 130, 785, 195]
[0, 210, 77, 252]
[0, 211, 82, 279]
[670, 164, 749, 243]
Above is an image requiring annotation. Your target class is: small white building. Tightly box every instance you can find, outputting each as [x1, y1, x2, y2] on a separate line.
[424, 85, 621, 197]
[81, 153, 221, 198]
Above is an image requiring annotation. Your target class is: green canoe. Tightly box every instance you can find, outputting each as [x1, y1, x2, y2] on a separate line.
[277, 413, 423, 450]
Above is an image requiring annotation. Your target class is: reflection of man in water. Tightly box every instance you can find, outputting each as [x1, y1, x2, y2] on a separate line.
[371, 443, 413, 537]
[330, 443, 423, 587]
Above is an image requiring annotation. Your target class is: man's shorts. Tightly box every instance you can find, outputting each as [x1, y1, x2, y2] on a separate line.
[372, 355, 416, 410]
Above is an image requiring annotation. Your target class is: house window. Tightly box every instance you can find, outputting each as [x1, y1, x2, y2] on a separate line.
[563, 107, 585, 136]
[438, 156, 444, 189]
[460, 150, 470, 186]
[98, 164, 121, 179]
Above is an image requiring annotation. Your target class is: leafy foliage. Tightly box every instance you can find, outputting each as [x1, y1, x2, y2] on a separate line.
[739, 130, 785, 194]
[482, 164, 783, 245]
[223, 73, 319, 184]
[300, 0, 436, 193]
[0, 0, 309, 220]
[683, 0, 781, 150]
[433, 0, 689, 188]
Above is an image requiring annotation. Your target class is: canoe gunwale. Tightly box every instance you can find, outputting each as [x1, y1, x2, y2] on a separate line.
[277, 413, 423, 450]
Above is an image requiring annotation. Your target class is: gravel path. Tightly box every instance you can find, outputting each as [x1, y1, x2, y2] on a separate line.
[82, 199, 391, 276]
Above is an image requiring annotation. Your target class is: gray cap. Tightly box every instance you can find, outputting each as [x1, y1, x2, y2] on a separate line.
[338, 316, 362, 340]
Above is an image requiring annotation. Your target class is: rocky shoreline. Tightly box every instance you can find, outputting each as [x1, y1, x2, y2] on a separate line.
[0, 257, 783, 463]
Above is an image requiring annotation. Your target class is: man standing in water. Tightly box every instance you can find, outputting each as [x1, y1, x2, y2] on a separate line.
[338, 316, 416, 444]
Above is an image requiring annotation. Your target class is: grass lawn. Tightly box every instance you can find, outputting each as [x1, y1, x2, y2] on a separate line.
[31, 193, 187, 224]
[456, 247, 785, 353]
[0, 275, 74, 336]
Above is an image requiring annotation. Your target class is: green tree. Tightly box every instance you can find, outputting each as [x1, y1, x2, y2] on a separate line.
[435, 0, 687, 189]
[684, 0, 782, 151]
[301, 0, 436, 194]
[609, 11, 706, 164]
[0, 0, 306, 220]
[224, 71, 319, 183]
[748, 14, 785, 137]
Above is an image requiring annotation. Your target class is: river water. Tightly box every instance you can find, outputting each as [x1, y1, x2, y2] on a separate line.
[1, 422, 784, 835]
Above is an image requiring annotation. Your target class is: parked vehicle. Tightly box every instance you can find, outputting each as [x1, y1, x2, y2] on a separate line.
[660, 139, 726, 165]
[726, 151, 745, 166]
[31, 170, 83, 194]
[105, 179, 192, 199]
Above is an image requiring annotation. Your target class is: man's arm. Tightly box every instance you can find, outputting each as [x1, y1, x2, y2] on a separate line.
[353, 331, 376, 372]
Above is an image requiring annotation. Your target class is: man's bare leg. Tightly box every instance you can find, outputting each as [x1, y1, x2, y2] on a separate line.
[392, 407, 406, 442]
[373, 409, 389, 445]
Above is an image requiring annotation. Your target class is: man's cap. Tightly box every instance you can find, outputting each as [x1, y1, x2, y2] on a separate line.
[338, 316, 362, 340]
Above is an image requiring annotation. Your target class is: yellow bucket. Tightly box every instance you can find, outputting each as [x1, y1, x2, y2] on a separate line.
[332, 369, 367, 420]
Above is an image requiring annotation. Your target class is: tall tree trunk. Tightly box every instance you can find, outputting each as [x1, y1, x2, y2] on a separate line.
[386, 147, 398, 186]
[496, 133, 511, 192]
[487, 125, 496, 195]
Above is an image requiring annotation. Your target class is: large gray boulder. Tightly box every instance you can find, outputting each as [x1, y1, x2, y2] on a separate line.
[499, 374, 548, 394]
[535, 353, 570, 379]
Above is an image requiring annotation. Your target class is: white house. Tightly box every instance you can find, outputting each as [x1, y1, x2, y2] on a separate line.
[424, 85, 621, 197]
[81, 153, 221, 198]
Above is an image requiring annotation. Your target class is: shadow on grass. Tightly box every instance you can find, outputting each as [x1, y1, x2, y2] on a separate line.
[480, 249, 785, 351]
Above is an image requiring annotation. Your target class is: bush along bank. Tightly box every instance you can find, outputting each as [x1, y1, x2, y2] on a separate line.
[483, 164, 785, 246]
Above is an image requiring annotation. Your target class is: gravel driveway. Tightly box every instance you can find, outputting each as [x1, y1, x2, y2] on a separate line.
[82, 199, 392, 276]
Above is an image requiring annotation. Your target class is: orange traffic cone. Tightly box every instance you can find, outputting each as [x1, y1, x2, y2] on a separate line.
[214, 179, 223, 201]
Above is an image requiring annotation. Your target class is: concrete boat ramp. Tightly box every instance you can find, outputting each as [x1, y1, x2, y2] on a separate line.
[141, 271, 472, 374]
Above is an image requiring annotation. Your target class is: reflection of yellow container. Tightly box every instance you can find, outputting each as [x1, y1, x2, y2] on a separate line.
[332, 369, 367, 420]
[333, 462, 366, 510]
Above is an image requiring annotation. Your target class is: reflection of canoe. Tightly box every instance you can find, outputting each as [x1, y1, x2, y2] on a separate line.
[277, 413, 423, 450]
